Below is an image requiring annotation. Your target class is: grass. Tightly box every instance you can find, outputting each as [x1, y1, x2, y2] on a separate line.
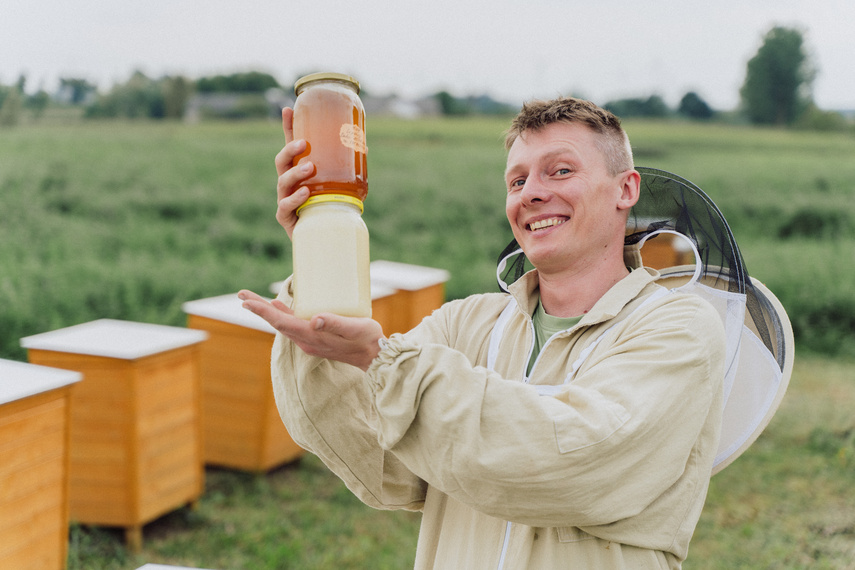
[689, 354, 855, 569]
[67, 458, 422, 569]
[1, 114, 854, 567]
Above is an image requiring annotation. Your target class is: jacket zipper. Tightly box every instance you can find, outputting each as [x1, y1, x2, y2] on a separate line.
[497, 521, 513, 570]
[496, 313, 578, 569]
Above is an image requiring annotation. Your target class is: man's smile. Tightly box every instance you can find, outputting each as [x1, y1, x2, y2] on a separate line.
[527, 216, 568, 232]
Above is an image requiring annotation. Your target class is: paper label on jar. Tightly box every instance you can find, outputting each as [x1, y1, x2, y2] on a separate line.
[339, 124, 367, 153]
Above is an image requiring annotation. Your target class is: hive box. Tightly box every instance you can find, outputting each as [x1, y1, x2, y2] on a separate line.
[182, 293, 305, 471]
[21, 319, 207, 552]
[0, 359, 80, 570]
[368, 260, 450, 334]
[635, 232, 696, 269]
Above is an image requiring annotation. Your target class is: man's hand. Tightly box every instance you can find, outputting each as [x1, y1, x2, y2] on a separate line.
[275, 107, 313, 239]
[239, 289, 385, 372]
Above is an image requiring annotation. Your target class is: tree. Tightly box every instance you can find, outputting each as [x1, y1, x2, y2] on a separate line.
[435, 91, 472, 116]
[603, 95, 670, 118]
[26, 90, 51, 120]
[195, 71, 279, 93]
[740, 26, 816, 126]
[678, 92, 714, 120]
[85, 71, 164, 119]
[0, 75, 26, 126]
[0, 87, 23, 126]
[162, 76, 193, 119]
[58, 78, 97, 105]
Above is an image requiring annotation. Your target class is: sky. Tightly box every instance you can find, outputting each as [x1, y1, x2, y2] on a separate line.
[2, 0, 853, 111]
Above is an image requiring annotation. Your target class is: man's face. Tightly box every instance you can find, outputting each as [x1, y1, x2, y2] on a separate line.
[504, 122, 634, 276]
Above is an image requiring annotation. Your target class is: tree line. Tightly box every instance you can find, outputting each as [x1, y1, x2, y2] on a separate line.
[0, 26, 849, 129]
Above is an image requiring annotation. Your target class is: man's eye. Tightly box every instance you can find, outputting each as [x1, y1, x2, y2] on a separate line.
[555, 168, 571, 176]
[509, 178, 525, 190]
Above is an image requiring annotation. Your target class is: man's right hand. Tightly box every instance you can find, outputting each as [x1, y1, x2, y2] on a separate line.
[274, 107, 313, 239]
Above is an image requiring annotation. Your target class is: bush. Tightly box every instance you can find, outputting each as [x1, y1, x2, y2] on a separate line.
[777, 207, 854, 239]
[604, 95, 670, 118]
[794, 104, 851, 132]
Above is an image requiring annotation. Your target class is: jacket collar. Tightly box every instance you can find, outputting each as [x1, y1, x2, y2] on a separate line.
[508, 267, 660, 326]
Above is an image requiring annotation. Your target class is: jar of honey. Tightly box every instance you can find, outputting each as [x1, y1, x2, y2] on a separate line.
[291, 195, 371, 319]
[292, 72, 368, 201]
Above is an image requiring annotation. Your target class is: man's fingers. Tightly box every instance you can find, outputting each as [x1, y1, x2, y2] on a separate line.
[275, 139, 309, 179]
[282, 107, 294, 142]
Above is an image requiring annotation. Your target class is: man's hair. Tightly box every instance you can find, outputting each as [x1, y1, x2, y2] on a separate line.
[504, 97, 634, 175]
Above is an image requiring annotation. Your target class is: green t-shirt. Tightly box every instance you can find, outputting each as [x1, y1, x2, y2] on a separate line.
[527, 300, 583, 376]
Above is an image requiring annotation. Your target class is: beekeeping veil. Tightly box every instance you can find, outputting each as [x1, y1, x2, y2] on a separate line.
[496, 167, 794, 475]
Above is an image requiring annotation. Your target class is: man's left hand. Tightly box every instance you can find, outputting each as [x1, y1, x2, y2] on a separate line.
[238, 289, 385, 372]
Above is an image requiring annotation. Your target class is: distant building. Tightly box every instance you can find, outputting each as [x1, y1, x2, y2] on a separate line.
[184, 89, 440, 122]
[363, 94, 441, 118]
[184, 89, 293, 122]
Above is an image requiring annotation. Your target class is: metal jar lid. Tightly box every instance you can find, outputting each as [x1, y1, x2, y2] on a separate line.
[294, 72, 361, 95]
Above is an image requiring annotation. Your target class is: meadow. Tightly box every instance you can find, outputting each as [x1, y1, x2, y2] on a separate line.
[1, 114, 854, 568]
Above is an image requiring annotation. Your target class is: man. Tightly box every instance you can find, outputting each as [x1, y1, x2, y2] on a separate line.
[240, 97, 726, 569]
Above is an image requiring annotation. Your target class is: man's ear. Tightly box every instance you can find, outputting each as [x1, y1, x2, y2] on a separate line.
[616, 170, 641, 211]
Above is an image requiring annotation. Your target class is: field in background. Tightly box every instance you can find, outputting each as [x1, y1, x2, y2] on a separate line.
[1, 116, 853, 567]
[2, 116, 854, 359]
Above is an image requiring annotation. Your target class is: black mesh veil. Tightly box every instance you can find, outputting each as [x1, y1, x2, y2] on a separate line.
[496, 166, 789, 375]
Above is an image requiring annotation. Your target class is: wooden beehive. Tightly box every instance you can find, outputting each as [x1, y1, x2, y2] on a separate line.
[369, 260, 450, 334]
[0, 359, 80, 570]
[182, 293, 305, 471]
[637, 232, 696, 270]
[21, 319, 207, 552]
[369, 282, 398, 336]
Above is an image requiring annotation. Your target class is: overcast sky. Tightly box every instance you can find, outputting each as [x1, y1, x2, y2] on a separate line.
[2, 0, 853, 110]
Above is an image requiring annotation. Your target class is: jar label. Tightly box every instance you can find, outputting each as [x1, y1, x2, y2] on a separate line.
[339, 124, 367, 153]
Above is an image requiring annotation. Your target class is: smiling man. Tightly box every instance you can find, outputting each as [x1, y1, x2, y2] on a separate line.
[241, 97, 727, 569]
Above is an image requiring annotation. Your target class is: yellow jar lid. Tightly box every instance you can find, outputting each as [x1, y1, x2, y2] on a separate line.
[294, 72, 361, 95]
[296, 194, 365, 216]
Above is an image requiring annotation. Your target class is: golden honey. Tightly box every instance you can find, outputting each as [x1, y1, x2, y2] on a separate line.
[292, 73, 368, 201]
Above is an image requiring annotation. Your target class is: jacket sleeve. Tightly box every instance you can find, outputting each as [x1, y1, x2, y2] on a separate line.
[364, 293, 726, 528]
[269, 279, 427, 512]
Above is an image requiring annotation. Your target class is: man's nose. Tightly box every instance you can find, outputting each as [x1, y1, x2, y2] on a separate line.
[520, 175, 550, 204]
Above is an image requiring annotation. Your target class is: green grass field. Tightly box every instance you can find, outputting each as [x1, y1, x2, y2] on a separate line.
[2, 115, 854, 568]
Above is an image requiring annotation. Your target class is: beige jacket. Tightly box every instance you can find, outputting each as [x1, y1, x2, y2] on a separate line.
[271, 267, 726, 569]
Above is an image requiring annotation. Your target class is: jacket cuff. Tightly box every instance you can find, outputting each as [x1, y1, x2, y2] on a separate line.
[275, 275, 296, 308]
[368, 333, 415, 373]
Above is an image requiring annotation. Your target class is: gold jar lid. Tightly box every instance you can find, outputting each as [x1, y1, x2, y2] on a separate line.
[294, 72, 361, 95]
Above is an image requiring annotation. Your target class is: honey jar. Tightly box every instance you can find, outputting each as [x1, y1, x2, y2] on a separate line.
[292, 72, 368, 201]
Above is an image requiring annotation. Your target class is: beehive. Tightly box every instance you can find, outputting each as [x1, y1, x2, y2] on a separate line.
[182, 294, 305, 471]
[21, 319, 207, 552]
[0, 359, 80, 570]
[369, 260, 450, 334]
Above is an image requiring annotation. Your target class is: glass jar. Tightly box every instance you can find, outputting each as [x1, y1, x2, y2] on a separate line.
[292, 72, 368, 202]
[291, 195, 371, 319]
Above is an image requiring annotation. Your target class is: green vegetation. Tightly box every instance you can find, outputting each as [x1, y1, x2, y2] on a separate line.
[741, 26, 815, 126]
[3, 116, 853, 358]
[67, 458, 422, 569]
[1, 116, 853, 567]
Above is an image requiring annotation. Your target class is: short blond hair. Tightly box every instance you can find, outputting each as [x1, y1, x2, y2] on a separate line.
[504, 97, 634, 175]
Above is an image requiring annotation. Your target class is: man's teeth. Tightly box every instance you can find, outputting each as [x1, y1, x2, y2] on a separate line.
[529, 217, 566, 231]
